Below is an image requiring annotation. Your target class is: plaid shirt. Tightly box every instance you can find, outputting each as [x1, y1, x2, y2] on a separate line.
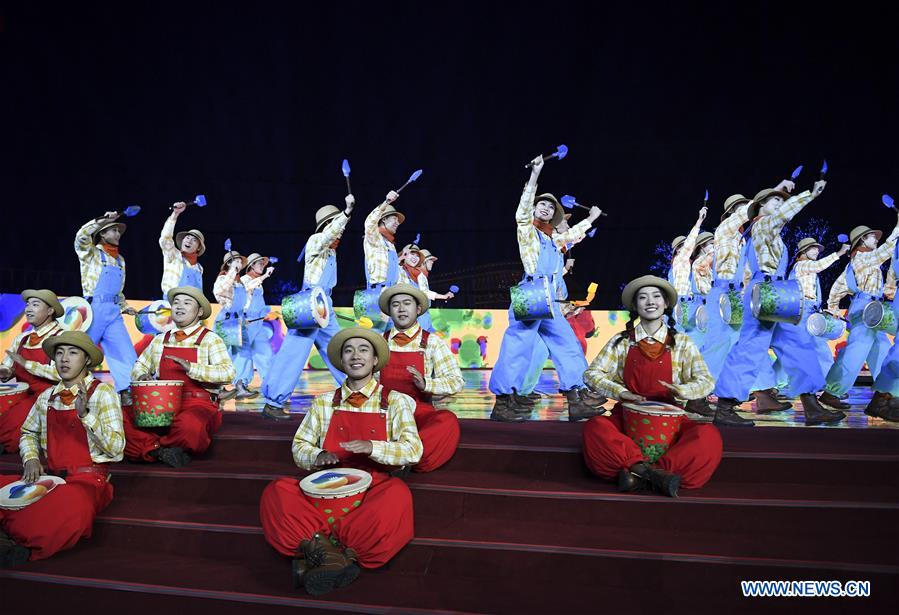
[131, 322, 236, 385]
[383, 324, 464, 395]
[1, 321, 62, 382]
[792, 253, 840, 301]
[714, 203, 750, 281]
[516, 184, 591, 275]
[827, 225, 899, 311]
[291, 378, 422, 470]
[691, 253, 714, 296]
[363, 199, 398, 285]
[750, 191, 814, 274]
[20, 374, 124, 465]
[584, 322, 714, 401]
[304, 212, 349, 286]
[75, 219, 128, 309]
[884, 266, 897, 301]
[159, 213, 204, 295]
[671, 224, 701, 296]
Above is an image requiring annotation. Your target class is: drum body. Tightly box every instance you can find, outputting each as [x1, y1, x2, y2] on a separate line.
[0, 383, 29, 414]
[134, 300, 174, 334]
[299, 468, 373, 525]
[674, 297, 707, 332]
[353, 287, 388, 329]
[130, 380, 184, 427]
[510, 277, 555, 321]
[719, 288, 744, 326]
[59, 296, 93, 332]
[750, 279, 802, 324]
[806, 311, 846, 340]
[862, 300, 897, 335]
[215, 316, 248, 347]
[694, 303, 708, 332]
[282, 287, 330, 330]
[621, 402, 686, 463]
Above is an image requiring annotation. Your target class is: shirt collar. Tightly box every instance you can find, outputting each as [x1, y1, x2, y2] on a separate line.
[33, 319, 61, 337]
[52, 374, 95, 395]
[174, 322, 204, 336]
[635, 322, 668, 344]
[339, 377, 380, 401]
[390, 323, 421, 340]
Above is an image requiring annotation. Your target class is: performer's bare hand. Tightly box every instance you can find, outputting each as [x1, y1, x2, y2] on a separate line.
[164, 355, 192, 372]
[74, 381, 89, 417]
[22, 459, 43, 483]
[444, 291, 455, 300]
[103, 210, 121, 221]
[698, 206, 708, 222]
[5, 350, 26, 368]
[136, 372, 155, 382]
[529, 154, 544, 174]
[774, 179, 795, 193]
[344, 194, 355, 215]
[265, 266, 275, 277]
[229, 259, 243, 272]
[657, 380, 682, 397]
[314, 451, 340, 467]
[339, 440, 373, 455]
[812, 180, 827, 198]
[385, 190, 399, 204]
[587, 206, 603, 223]
[0, 366, 12, 381]
[838, 244, 850, 256]
[619, 390, 646, 402]
[565, 258, 575, 272]
[407, 366, 427, 390]
[172, 202, 187, 215]
[122, 306, 138, 316]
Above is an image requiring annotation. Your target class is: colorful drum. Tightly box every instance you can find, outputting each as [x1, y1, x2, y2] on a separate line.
[0, 383, 30, 414]
[862, 300, 897, 334]
[134, 300, 174, 334]
[130, 380, 184, 427]
[806, 311, 846, 340]
[282, 287, 330, 330]
[215, 315, 248, 347]
[621, 401, 686, 463]
[719, 288, 743, 326]
[0, 475, 66, 511]
[58, 296, 93, 332]
[510, 277, 555, 321]
[353, 287, 388, 329]
[695, 303, 708, 333]
[750, 279, 802, 325]
[674, 297, 706, 331]
[299, 468, 373, 526]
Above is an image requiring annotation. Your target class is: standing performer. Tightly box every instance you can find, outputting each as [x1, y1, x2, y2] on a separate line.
[668, 206, 707, 312]
[362, 191, 402, 330]
[397, 245, 435, 332]
[237, 253, 275, 389]
[261, 198, 353, 420]
[127, 287, 236, 467]
[159, 201, 205, 295]
[214, 251, 254, 400]
[714, 180, 828, 425]
[378, 284, 463, 472]
[820, 219, 899, 409]
[489, 154, 603, 422]
[259, 327, 421, 595]
[417, 250, 456, 303]
[582, 276, 721, 497]
[0, 290, 64, 455]
[75, 212, 138, 400]
[0, 331, 123, 565]
[866, 249, 899, 422]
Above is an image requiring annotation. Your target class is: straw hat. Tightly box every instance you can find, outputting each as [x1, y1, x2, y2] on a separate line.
[849, 226, 882, 250]
[327, 327, 391, 374]
[753, 188, 790, 206]
[175, 229, 206, 256]
[419, 249, 437, 261]
[42, 330, 104, 368]
[222, 251, 247, 269]
[379, 283, 430, 315]
[534, 193, 564, 227]
[720, 194, 750, 220]
[314, 206, 343, 233]
[21, 289, 64, 318]
[621, 275, 678, 310]
[671, 235, 687, 251]
[244, 253, 270, 271]
[692, 232, 714, 258]
[92, 221, 126, 244]
[795, 238, 824, 258]
[378, 205, 406, 225]
[167, 286, 213, 320]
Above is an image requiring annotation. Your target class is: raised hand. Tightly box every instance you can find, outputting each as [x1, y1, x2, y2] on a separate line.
[314, 451, 340, 467]
[172, 202, 188, 215]
[74, 381, 89, 417]
[345, 194, 355, 215]
[339, 440, 373, 455]
[407, 366, 427, 390]
[385, 190, 399, 204]
[812, 180, 827, 198]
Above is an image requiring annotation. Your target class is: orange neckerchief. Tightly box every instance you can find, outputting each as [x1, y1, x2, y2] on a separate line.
[101, 244, 120, 259]
[329, 239, 340, 250]
[392, 331, 416, 347]
[345, 391, 368, 408]
[532, 219, 554, 238]
[27, 323, 56, 346]
[417, 265, 430, 279]
[378, 227, 396, 244]
[181, 251, 199, 266]
[850, 245, 873, 259]
[57, 389, 77, 406]
[402, 263, 421, 282]
[636, 338, 667, 361]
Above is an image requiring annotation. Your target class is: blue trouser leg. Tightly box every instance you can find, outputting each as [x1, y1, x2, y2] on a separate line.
[815, 338, 835, 378]
[87, 302, 137, 393]
[867, 333, 890, 380]
[418, 311, 434, 333]
[873, 322, 899, 395]
[538, 312, 588, 391]
[249, 331, 273, 383]
[519, 339, 550, 395]
[825, 294, 888, 396]
[699, 285, 741, 380]
[262, 331, 316, 408]
[232, 344, 254, 384]
[771, 355, 791, 394]
[489, 311, 541, 395]
[770, 304, 827, 395]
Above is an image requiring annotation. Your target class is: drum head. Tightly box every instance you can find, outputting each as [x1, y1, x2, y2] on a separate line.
[807, 312, 826, 336]
[147, 300, 174, 333]
[0, 383, 29, 397]
[749, 283, 762, 319]
[621, 401, 685, 417]
[0, 475, 66, 510]
[695, 303, 708, 332]
[862, 301, 885, 328]
[59, 296, 93, 332]
[310, 287, 330, 328]
[719, 293, 732, 322]
[300, 468, 372, 498]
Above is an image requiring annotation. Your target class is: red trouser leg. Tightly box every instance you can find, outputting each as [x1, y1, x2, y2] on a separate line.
[582, 415, 645, 479]
[333, 477, 414, 569]
[0, 473, 112, 561]
[259, 477, 330, 557]
[133, 334, 155, 357]
[413, 409, 460, 473]
[656, 422, 723, 489]
[0, 394, 37, 453]
[121, 406, 161, 462]
[159, 398, 219, 454]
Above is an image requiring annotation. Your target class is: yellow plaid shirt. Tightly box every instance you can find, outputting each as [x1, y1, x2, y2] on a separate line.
[750, 191, 814, 274]
[516, 184, 591, 275]
[416, 273, 440, 301]
[159, 213, 204, 295]
[1, 321, 62, 382]
[20, 375, 124, 464]
[884, 266, 897, 301]
[671, 224, 701, 296]
[792, 253, 840, 301]
[131, 322, 236, 385]
[827, 225, 899, 311]
[363, 199, 398, 285]
[75, 219, 128, 309]
[304, 212, 349, 286]
[691, 253, 714, 296]
[584, 322, 714, 401]
[714, 203, 750, 281]
[383, 324, 464, 395]
[291, 378, 422, 470]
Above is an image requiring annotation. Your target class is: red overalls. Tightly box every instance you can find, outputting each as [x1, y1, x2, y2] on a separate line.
[378, 330, 460, 472]
[0, 380, 114, 560]
[124, 328, 223, 461]
[567, 310, 595, 354]
[259, 387, 414, 569]
[0, 331, 61, 453]
[581, 339, 723, 489]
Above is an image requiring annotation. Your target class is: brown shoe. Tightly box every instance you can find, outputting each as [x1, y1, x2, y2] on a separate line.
[818, 390, 851, 410]
[866, 392, 899, 422]
[300, 533, 360, 595]
[684, 398, 715, 418]
[261, 404, 291, 421]
[491, 395, 526, 422]
[753, 389, 792, 413]
[713, 398, 755, 427]
[580, 388, 609, 408]
[565, 388, 606, 422]
[801, 393, 846, 426]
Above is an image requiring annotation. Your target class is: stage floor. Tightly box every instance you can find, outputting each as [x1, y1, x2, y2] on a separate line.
[215, 368, 899, 429]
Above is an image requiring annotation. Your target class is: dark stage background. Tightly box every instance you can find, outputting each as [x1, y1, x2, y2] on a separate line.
[2, 2, 898, 308]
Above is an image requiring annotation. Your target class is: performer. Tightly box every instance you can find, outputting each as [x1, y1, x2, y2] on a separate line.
[378, 284, 463, 472]
[866, 251, 899, 422]
[259, 327, 421, 595]
[0, 290, 64, 455]
[582, 276, 721, 497]
[261, 198, 353, 420]
[236, 253, 275, 389]
[362, 190, 402, 310]
[214, 250, 255, 400]
[127, 287, 236, 467]
[0, 331, 124, 565]
[159, 201, 205, 295]
[489, 154, 604, 422]
[418, 249, 456, 303]
[668, 206, 707, 314]
[397, 244, 435, 332]
[75, 211, 138, 400]
[681, 230, 714, 349]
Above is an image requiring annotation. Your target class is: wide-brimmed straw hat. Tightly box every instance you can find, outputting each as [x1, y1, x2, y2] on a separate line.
[378, 283, 430, 315]
[315, 206, 343, 233]
[167, 286, 213, 320]
[621, 275, 678, 310]
[175, 229, 206, 256]
[849, 225, 882, 250]
[327, 327, 391, 374]
[21, 289, 64, 318]
[42, 330, 104, 368]
[378, 205, 406, 225]
[534, 193, 564, 227]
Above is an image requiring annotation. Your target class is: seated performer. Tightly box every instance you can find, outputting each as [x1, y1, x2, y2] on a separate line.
[0, 290, 64, 455]
[259, 327, 421, 596]
[378, 284, 463, 472]
[582, 276, 722, 497]
[126, 287, 236, 467]
[0, 331, 124, 566]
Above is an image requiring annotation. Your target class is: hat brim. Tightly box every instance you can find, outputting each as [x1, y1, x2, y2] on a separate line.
[720, 198, 751, 221]
[315, 213, 342, 233]
[378, 284, 430, 316]
[245, 256, 270, 271]
[175, 231, 206, 256]
[21, 289, 64, 318]
[534, 193, 564, 227]
[327, 327, 391, 374]
[621, 275, 678, 311]
[223, 254, 248, 269]
[379, 211, 406, 225]
[167, 286, 213, 320]
[796, 242, 825, 257]
[92, 222, 126, 243]
[42, 333, 104, 368]
[852, 230, 882, 250]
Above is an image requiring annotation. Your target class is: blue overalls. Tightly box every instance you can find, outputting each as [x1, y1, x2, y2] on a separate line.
[871, 253, 899, 396]
[489, 232, 587, 395]
[669, 266, 707, 349]
[700, 236, 750, 380]
[261, 244, 346, 409]
[85, 251, 138, 393]
[215, 283, 249, 385]
[234, 279, 273, 385]
[177, 256, 203, 291]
